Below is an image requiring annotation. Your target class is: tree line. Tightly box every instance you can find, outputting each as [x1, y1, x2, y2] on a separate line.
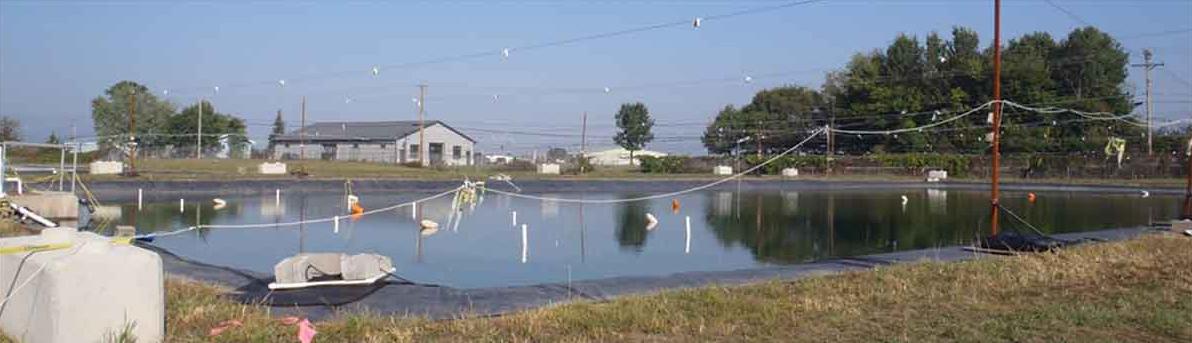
[91, 81, 249, 156]
[693, 26, 1175, 156]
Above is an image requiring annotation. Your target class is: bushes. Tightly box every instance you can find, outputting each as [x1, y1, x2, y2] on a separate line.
[871, 154, 972, 176]
[638, 156, 689, 174]
[745, 155, 828, 174]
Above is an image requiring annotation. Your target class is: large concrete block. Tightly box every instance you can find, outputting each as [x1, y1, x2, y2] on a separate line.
[10, 191, 79, 219]
[537, 163, 560, 175]
[258, 162, 287, 175]
[714, 166, 733, 175]
[926, 170, 948, 183]
[781, 168, 799, 178]
[89, 161, 124, 175]
[0, 228, 164, 343]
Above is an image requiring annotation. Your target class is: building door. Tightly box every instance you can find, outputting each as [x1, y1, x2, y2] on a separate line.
[321, 144, 337, 160]
[428, 143, 444, 164]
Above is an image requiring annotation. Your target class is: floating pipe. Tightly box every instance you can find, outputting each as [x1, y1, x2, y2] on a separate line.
[11, 203, 57, 228]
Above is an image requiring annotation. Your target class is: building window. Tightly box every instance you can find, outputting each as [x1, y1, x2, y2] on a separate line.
[352, 144, 360, 148]
[408, 144, 419, 158]
[452, 146, 462, 159]
[284, 143, 290, 148]
[380, 144, 387, 149]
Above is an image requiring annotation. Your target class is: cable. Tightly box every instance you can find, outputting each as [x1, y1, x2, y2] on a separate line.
[0, 241, 89, 312]
[831, 102, 993, 135]
[482, 128, 824, 204]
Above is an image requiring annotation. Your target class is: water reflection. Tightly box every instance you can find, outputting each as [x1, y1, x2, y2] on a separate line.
[84, 188, 1182, 288]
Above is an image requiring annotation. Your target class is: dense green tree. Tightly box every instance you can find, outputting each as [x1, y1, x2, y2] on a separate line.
[91, 81, 176, 149]
[164, 101, 248, 155]
[45, 132, 60, 145]
[613, 102, 655, 160]
[702, 86, 826, 155]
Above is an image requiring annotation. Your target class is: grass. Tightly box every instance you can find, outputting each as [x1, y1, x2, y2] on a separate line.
[73, 158, 1188, 188]
[149, 234, 1192, 342]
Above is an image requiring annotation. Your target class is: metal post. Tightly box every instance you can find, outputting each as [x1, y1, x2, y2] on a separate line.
[1183, 135, 1192, 220]
[70, 141, 79, 193]
[196, 98, 203, 159]
[300, 96, 307, 160]
[990, 0, 1003, 236]
[58, 144, 66, 191]
[418, 84, 428, 167]
[0, 144, 6, 196]
[580, 112, 587, 174]
[1132, 50, 1163, 156]
[127, 90, 138, 176]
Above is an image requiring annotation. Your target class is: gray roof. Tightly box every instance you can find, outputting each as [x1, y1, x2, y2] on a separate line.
[271, 120, 474, 143]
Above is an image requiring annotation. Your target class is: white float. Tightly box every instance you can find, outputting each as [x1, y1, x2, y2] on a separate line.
[0, 227, 164, 343]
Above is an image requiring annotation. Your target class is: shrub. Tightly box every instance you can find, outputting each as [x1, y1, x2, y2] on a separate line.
[871, 154, 972, 176]
[638, 155, 689, 174]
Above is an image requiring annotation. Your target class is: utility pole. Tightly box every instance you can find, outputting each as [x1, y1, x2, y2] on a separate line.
[1131, 49, 1164, 156]
[989, 0, 1004, 236]
[580, 111, 588, 174]
[300, 97, 307, 160]
[418, 84, 428, 167]
[755, 121, 763, 160]
[126, 89, 138, 177]
[196, 98, 203, 159]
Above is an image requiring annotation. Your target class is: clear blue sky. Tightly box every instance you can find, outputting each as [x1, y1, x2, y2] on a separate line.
[2, 0, 1189, 154]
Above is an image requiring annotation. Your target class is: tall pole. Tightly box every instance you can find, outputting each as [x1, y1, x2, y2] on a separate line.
[990, 0, 1003, 236]
[1132, 49, 1164, 156]
[1183, 134, 1192, 220]
[196, 98, 203, 159]
[127, 89, 138, 176]
[418, 84, 428, 167]
[580, 111, 588, 174]
[301, 98, 307, 160]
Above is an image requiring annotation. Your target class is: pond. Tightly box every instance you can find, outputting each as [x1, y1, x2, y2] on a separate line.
[85, 183, 1180, 288]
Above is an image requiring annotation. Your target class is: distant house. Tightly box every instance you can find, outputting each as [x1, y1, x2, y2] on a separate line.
[586, 147, 667, 166]
[270, 120, 476, 166]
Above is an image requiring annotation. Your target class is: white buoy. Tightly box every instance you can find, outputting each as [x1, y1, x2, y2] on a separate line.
[685, 216, 691, 254]
[645, 213, 659, 230]
[179, 199, 185, 213]
[333, 216, 340, 233]
[1140, 190, 1150, 198]
[212, 198, 226, 210]
[521, 224, 528, 264]
[137, 189, 143, 211]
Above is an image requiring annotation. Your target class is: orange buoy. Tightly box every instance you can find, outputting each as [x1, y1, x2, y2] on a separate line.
[1027, 193, 1037, 203]
[351, 202, 365, 215]
[671, 199, 681, 213]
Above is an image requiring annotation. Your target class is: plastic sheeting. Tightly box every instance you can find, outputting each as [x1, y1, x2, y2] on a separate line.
[141, 227, 1148, 320]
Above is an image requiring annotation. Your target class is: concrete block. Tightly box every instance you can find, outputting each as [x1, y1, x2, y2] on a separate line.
[781, 168, 799, 178]
[89, 161, 124, 175]
[341, 254, 394, 281]
[926, 170, 948, 182]
[274, 253, 342, 284]
[714, 166, 733, 175]
[258, 162, 287, 175]
[10, 191, 79, 219]
[537, 163, 560, 175]
[0, 228, 164, 343]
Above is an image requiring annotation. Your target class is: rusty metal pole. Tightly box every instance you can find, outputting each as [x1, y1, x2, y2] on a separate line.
[990, 0, 1003, 235]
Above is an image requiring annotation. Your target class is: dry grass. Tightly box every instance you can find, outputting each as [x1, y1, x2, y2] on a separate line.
[154, 234, 1192, 342]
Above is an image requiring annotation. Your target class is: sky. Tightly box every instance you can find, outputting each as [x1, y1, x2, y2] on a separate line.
[1, 0, 1190, 155]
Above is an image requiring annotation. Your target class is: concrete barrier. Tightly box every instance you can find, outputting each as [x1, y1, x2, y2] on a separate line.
[0, 227, 164, 343]
[258, 162, 287, 175]
[781, 168, 799, 178]
[9, 191, 79, 219]
[537, 163, 560, 175]
[714, 166, 733, 175]
[926, 170, 948, 182]
[89, 161, 124, 175]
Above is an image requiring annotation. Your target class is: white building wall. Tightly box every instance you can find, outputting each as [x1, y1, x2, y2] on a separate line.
[271, 123, 473, 166]
[406, 124, 474, 166]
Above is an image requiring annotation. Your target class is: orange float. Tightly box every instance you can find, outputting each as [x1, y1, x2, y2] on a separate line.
[1027, 193, 1037, 203]
[671, 199, 681, 214]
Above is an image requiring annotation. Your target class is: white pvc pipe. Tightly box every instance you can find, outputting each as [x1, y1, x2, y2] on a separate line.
[179, 199, 185, 213]
[685, 216, 691, 254]
[333, 216, 340, 234]
[411, 202, 417, 220]
[137, 189, 143, 211]
[11, 203, 57, 228]
[521, 224, 528, 263]
[512, 211, 517, 227]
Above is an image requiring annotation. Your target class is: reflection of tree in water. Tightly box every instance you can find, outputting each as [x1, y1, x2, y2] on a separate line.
[111, 200, 244, 240]
[614, 197, 652, 251]
[701, 190, 998, 264]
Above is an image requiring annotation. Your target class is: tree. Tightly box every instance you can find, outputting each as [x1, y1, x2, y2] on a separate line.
[702, 86, 827, 155]
[91, 81, 176, 150]
[613, 102, 654, 160]
[269, 110, 286, 151]
[164, 101, 248, 156]
[0, 116, 20, 141]
[46, 132, 60, 145]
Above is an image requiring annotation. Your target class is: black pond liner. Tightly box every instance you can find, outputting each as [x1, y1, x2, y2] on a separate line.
[139, 227, 1152, 320]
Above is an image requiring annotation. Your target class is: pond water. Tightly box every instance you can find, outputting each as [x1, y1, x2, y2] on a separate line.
[86, 185, 1180, 288]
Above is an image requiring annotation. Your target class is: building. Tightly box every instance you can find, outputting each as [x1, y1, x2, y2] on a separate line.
[270, 120, 476, 166]
[586, 147, 667, 166]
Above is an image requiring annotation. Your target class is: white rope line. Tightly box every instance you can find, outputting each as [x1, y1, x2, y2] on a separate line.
[830, 102, 994, 135]
[482, 128, 825, 204]
[1001, 100, 1191, 128]
[136, 186, 463, 239]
